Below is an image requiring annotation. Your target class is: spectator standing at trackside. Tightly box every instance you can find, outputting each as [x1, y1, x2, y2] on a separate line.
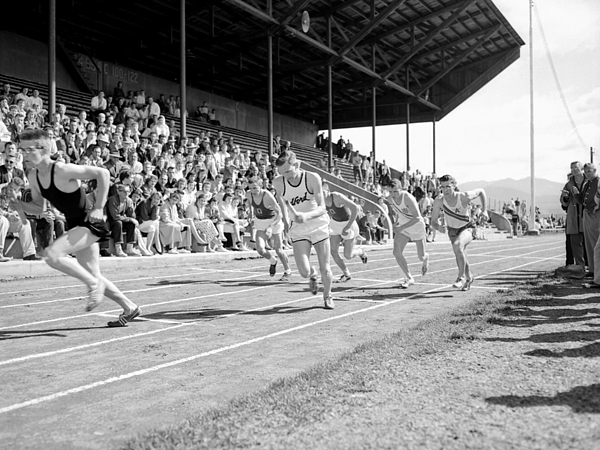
[577, 163, 599, 280]
[351, 150, 363, 185]
[342, 139, 353, 162]
[560, 161, 586, 271]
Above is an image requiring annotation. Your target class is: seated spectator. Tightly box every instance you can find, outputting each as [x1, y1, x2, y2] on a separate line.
[199, 101, 209, 122]
[1, 83, 14, 105]
[218, 192, 248, 251]
[106, 184, 140, 257]
[147, 97, 160, 127]
[113, 81, 126, 100]
[0, 177, 40, 261]
[208, 109, 221, 126]
[152, 115, 170, 139]
[159, 190, 206, 254]
[0, 144, 26, 184]
[316, 155, 328, 172]
[104, 149, 124, 183]
[90, 90, 107, 117]
[185, 193, 227, 252]
[136, 191, 163, 254]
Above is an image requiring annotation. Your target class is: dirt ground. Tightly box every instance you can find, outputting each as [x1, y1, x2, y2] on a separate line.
[0, 234, 563, 449]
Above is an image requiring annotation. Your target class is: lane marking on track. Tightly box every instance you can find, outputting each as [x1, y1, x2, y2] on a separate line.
[0, 272, 265, 310]
[0, 284, 453, 415]
[0, 251, 561, 411]
[0, 269, 219, 297]
[0, 279, 394, 366]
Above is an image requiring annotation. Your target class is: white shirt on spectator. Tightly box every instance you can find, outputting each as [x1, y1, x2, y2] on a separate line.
[152, 123, 170, 138]
[91, 96, 107, 111]
[149, 103, 161, 118]
[28, 95, 43, 110]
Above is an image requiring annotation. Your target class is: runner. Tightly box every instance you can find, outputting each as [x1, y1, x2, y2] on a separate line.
[323, 182, 367, 282]
[246, 177, 292, 281]
[387, 179, 430, 288]
[431, 174, 488, 291]
[10, 129, 141, 327]
[273, 150, 334, 309]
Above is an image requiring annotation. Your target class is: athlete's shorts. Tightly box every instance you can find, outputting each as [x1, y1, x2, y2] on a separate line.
[255, 217, 283, 235]
[395, 219, 426, 242]
[329, 219, 359, 240]
[67, 212, 110, 242]
[448, 223, 476, 244]
[289, 213, 330, 245]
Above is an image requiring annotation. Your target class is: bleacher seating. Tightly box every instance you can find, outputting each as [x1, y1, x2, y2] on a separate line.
[0, 73, 361, 184]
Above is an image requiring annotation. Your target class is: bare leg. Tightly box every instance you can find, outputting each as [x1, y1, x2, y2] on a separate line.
[292, 240, 312, 278]
[342, 237, 364, 261]
[451, 230, 474, 280]
[272, 233, 290, 272]
[392, 232, 412, 279]
[330, 234, 348, 275]
[314, 238, 333, 299]
[255, 230, 273, 260]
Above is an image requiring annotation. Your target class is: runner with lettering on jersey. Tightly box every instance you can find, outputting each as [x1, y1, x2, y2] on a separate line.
[431, 174, 488, 291]
[273, 150, 334, 309]
[387, 179, 430, 288]
[323, 181, 367, 282]
[246, 177, 292, 281]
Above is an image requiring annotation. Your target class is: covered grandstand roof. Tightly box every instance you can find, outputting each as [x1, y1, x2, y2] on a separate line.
[6, 0, 524, 128]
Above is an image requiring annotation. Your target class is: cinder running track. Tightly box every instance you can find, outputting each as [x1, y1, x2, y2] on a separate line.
[0, 233, 563, 449]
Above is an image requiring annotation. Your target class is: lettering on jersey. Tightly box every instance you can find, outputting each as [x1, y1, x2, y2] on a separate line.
[256, 207, 264, 216]
[289, 192, 309, 206]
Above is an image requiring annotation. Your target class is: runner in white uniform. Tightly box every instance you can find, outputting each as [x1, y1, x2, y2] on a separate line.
[323, 182, 367, 283]
[431, 174, 488, 290]
[246, 177, 291, 281]
[273, 150, 334, 309]
[387, 179, 430, 289]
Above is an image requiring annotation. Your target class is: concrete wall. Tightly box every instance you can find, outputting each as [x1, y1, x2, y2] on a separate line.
[0, 31, 318, 146]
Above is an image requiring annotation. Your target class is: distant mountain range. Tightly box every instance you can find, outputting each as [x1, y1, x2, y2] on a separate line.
[459, 177, 565, 215]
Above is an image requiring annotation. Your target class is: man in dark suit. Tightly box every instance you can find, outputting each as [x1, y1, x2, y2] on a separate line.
[0, 145, 25, 184]
[104, 149, 123, 184]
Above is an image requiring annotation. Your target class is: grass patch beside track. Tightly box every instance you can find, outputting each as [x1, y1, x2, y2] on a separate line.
[123, 275, 599, 450]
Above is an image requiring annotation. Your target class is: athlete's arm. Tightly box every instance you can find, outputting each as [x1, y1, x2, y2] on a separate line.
[394, 192, 421, 232]
[465, 189, 488, 221]
[334, 192, 359, 234]
[273, 176, 291, 230]
[430, 196, 447, 233]
[298, 171, 327, 222]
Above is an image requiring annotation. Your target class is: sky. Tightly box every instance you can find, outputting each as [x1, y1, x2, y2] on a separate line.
[326, 0, 600, 186]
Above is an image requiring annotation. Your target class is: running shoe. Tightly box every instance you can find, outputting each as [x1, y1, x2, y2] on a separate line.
[323, 296, 335, 310]
[269, 260, 277, 277]
[421, 253, 430, 276]
[399, 278, 415, 289]
[86, 278, 106, 312]
[279, 272, 292, 282]
[336, 274, 352, 283]
[452, 277, 465, 289]
[309, 275, 319, 295]
[107, 306, 142, 328]
[359, 250, 368, 264]
[461, 277, 475, 291]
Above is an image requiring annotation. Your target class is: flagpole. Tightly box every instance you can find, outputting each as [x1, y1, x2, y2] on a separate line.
[529, 0, 536, 233]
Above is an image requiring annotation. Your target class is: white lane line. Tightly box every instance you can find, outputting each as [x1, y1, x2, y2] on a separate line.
[0, 250, 560, 411]
[0, 280, 394, 366]
[0, 272, 265, 310]
[0, 284, 451, 415]
[0, 284, 269, 331]
[0, 269, 217, 297]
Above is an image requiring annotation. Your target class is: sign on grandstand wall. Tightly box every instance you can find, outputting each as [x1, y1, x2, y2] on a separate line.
[72, 53, 144, 93]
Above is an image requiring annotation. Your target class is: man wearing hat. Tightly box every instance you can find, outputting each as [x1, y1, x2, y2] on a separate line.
[104, 149, 123, 183]
[0, 143, 25, 184]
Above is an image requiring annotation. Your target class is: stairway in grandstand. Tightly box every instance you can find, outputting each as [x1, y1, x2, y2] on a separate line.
[0, 73, 362, 183]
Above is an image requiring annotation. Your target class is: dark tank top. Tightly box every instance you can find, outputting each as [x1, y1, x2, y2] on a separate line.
[36, 163, 87, 218]
[251, 191, 276, 220]
[327, 196, 350, 222]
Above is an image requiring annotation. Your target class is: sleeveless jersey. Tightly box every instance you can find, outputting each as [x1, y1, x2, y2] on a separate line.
[442, 194, 471, 229]
[388, 192, 418, 227]
[282, 171, 318, 214]
[326, 195, 350, 222]
[36, 163, 87, 218]
[250, 191, 276, 220]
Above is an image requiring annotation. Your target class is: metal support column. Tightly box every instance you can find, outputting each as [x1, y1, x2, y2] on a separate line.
[48, 0, 56, 116]
[432, 117, 437, 174]
[327, 15, 333, 171]
[405, 66, 410, 172]
[529, 0, 536, 229]
[371, 0, 377, 184]
[180, 0, 187, 139]
[267, 34, 274, 159]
